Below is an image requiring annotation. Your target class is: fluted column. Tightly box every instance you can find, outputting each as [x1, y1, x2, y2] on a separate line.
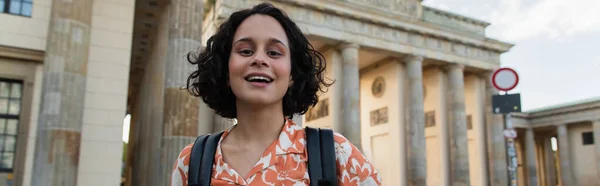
[484, 72, 508, 186]
[339, 43, 361, 150]
[404, 55, 427, 185]
[160, 0, 204, 186]
[593, 120, 600, 181]
[32, 0, 94, 185]
[525, 128, 538, 186]
[445, 64, 470, 186]
[557, 124, 574, 186]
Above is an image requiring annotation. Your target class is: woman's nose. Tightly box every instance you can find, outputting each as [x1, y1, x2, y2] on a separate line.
[251, 52, 269, 67]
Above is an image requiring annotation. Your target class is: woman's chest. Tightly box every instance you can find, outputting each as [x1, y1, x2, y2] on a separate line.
[212, 153, 310, 185]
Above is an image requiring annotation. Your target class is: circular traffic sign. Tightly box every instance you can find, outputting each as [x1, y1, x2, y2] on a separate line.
[491, 68, 519, 91]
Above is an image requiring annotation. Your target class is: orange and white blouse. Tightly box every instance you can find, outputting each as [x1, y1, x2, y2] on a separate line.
[170, 119, 382, 186]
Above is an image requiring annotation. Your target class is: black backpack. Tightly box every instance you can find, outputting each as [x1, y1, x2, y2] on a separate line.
[187, 126, 337, 186]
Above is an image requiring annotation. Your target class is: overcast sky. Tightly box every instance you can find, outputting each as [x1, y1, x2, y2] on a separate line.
[423, 0, 600, 111]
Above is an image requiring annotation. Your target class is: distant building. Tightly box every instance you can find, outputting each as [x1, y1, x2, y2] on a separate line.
[2, 0, 596, 186]
[511, 97, 600, 186]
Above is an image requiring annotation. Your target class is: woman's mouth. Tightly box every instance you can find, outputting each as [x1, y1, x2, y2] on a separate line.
[244, 75, 273, 87]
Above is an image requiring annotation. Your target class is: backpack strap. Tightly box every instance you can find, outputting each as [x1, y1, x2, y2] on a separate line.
[188, 131, 224, 186]
[305, 127, 323, 186]
[188, 134, 210, 185]
[319, 128, 337, 186]
[305, 127, 338, 186]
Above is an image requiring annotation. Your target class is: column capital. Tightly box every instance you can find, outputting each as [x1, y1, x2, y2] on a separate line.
[338, 42, 360, 50]
[403, 54, 424, 63]
[441, 63, 465, 72]
[476, 71, 493, 79]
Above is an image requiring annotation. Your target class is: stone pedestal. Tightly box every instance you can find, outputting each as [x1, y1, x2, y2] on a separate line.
[445, 64, 470, 186]
[339, 43, 361, 150]
[404, 55, 426, 186]
[32, 0, 94, 185]
[525, 128, 538, 186]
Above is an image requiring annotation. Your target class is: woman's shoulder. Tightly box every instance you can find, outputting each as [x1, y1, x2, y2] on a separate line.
[171, 143, 194, 186]
[328, 132, 382, 185]
[174, 143, 194, 169]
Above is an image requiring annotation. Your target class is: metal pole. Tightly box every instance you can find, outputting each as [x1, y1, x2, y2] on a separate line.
[505, 113, 518, 186]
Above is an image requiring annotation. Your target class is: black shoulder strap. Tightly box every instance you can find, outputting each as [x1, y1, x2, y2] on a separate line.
[188, 134, 210, 185]
[188, 131, 224, 186]
[319, 128, 337, 186]
[305, 127, 337, 186]
[306, 127, 323, 186]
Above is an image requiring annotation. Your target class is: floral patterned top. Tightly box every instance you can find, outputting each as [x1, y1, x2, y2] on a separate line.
[170, 119, 382, 186]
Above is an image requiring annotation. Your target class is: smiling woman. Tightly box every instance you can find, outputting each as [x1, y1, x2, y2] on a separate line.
[172, 2, 382, 186]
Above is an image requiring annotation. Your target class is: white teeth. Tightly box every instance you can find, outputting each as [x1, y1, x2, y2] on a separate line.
[247, 76, 272, 82]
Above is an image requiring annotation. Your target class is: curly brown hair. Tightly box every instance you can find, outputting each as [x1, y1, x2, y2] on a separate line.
[186, 2, 332, 119]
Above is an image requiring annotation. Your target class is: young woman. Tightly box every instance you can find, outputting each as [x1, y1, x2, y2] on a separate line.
[171, 3, 381, 186]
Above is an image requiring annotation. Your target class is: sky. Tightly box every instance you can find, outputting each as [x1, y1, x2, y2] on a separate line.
[423, 0, 600, 111]
[123, 0, 600, 143]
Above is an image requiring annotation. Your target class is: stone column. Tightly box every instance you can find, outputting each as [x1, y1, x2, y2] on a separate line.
[331, 48, 342, 132]
[483, 72, 508, 186]
[593, 120, 600, 181]
[339, 43, 362, 150]
[160, 0, 204, 186]
[404, 55, 426, 185]
[445, 64, 470, 186]
[557, 124, 574, 186]
[544, 136, 557, 186]
[525, 128, 538, 186]
[32, 0, 94, 185]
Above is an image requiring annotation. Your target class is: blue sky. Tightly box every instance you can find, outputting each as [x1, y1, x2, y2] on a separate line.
[423, 0, 600, 111]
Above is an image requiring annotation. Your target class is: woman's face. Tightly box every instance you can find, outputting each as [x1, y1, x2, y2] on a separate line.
[228, 14, 292, 107]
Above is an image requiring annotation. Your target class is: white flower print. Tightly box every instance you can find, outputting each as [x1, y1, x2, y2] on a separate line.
[258, 153, 273, 169]
[359, 176, 379, 186]
[335, 140, 353, 167]
[279, 132, 292, 150]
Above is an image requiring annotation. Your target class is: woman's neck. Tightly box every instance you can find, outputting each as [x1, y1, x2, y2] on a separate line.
[232, 100, 286, 143]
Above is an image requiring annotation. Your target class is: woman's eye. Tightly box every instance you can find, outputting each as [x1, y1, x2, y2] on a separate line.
[238, 49, 254, 56]
[267, 51, 282, 57]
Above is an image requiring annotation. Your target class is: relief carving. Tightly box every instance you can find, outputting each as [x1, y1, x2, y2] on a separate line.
[370, 106, 388, 126]
[467, 114, 473, 130]
[346, 0, 418, 17]
[371, 76, 385, 98]
[306, 98, 329, 122]
[425, 111, 435, 128]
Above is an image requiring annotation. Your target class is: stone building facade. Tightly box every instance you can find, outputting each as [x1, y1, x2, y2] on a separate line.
[1, 0, 597, 186]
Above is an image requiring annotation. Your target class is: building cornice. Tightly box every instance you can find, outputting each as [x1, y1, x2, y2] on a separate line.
[0, 45, 44, 63]
[268, 0, 514, 53]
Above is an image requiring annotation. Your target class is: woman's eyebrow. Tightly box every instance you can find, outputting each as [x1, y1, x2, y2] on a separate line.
[233, 37, 253, 46]
[269, 38, 287, 48]
[233, 37, 287, 48]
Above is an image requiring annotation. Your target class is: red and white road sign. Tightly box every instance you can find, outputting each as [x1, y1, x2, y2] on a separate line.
[491, 68, 519, 92]
[504, 129, 518, 139]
